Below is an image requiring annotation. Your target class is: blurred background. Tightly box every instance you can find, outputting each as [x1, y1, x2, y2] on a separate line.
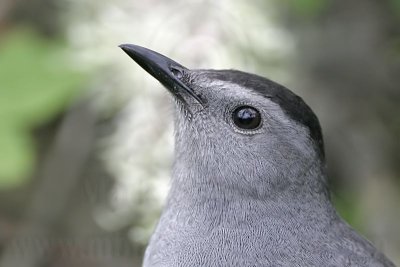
[0, 0, 399, 266]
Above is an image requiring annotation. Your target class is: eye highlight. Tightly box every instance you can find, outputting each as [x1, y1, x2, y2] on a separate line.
[232, 106, 262, 130]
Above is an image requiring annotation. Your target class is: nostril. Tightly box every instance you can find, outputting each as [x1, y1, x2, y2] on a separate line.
[170, 67, 183, 79]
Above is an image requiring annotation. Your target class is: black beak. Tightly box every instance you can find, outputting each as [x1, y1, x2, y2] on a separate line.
[119, 44, 203, 106]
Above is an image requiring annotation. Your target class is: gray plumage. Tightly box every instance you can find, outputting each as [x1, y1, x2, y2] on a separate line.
[119, 44, 395, 267]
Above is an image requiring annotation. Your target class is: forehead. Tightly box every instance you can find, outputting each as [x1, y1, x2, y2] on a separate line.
[190, 73, 263, 102]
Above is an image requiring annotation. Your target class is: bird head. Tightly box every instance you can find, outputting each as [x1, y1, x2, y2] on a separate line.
[120, 44, 327, 199]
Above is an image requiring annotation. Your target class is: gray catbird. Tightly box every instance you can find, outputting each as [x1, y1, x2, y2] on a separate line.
[120, 44, 395, 267]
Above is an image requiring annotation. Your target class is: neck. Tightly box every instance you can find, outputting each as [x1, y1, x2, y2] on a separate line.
[165, 158, 333, 225]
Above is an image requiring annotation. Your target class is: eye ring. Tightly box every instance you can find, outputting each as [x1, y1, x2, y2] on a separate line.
[231, 105, 262, 130]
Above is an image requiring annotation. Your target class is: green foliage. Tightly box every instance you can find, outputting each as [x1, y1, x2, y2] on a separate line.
[392, 0, 400, 16]
[0, 29, 86, 188]
[332, 192, 365, 235]
[287, 0, 329, 17]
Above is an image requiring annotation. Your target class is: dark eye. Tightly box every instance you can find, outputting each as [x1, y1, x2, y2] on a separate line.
[232, 106, 262, 130]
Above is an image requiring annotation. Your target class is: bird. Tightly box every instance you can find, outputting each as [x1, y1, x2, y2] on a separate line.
[119, 44, 395, 267]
